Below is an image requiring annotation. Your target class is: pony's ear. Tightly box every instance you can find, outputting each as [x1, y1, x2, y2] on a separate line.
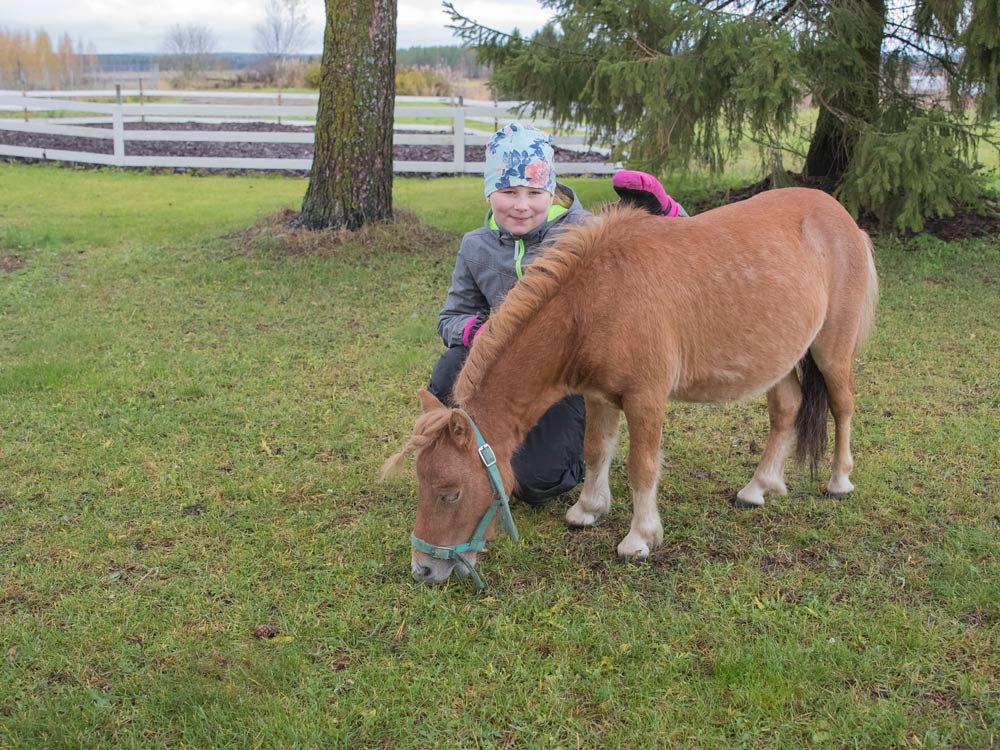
[417, 389, 446, 414]
[448, 410, 473, 449]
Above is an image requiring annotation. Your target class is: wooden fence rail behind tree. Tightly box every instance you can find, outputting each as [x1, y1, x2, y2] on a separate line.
[0, 89, 617, 174]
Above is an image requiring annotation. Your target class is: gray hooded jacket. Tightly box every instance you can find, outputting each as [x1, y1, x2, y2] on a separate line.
[437, 183, 589, 347]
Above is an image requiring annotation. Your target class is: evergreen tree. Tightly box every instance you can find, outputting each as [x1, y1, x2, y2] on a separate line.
[446, 0, 1000, 231]
[296, 0, 396, 230]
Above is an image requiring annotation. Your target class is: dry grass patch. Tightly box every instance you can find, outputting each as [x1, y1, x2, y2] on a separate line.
[231, 208, 456, 258]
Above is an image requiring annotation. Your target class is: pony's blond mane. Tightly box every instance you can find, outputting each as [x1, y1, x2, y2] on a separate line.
[454, 205, 650, 402]
[380, 408, 452, 477]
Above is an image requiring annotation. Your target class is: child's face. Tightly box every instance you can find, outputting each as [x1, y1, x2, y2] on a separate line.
[487, 186, 554, 236]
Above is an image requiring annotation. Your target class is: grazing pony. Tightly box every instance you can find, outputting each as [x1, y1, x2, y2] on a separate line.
[385, 188, 878, 587]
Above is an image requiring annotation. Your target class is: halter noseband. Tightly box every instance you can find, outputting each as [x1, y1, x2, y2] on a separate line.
[410, 410, 519, 590]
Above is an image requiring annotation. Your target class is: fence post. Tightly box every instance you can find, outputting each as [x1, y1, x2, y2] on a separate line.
[113, 84, 125, 166]
[19, 64, 29, 122]
[453, 102, 466, 175]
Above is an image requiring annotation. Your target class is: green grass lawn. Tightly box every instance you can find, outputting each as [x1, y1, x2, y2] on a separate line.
[0, 163, 998, 749]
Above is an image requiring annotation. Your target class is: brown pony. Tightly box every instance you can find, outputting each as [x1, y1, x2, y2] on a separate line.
[385, 188, 878, 586]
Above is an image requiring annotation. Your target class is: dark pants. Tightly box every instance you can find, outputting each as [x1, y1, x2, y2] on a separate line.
[428, 346, 586, 505]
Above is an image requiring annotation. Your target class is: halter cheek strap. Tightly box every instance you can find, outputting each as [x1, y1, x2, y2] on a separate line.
[409, 411, 519, 590]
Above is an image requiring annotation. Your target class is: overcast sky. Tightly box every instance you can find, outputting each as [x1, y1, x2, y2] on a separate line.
[0, 0, 555, 54]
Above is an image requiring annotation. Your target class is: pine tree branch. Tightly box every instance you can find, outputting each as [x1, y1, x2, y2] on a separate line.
[883, 32, 960, 78]
[767, 0, 802, 26]
[441, 2, 596, 60]
[743, 130, 809, 160]
[885, 19, 955, 46]
[709, 0, 749, 12]
[814, 87, 997, 148]
[628, 32, 662, 58]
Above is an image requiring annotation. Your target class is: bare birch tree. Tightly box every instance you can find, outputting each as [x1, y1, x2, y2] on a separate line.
[162, 24, 217, 82]
[254, 0, 311, 84]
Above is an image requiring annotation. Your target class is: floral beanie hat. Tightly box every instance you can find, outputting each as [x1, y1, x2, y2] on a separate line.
[484, 122, 557, 197]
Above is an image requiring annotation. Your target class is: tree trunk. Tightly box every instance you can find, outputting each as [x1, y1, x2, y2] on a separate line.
[295, 0, 396, 230]
[804, 103, 855, 178]
[804, 0, 886, 180]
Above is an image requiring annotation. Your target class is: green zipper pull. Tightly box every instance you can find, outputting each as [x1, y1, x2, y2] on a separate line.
[515, 238, 525, 279]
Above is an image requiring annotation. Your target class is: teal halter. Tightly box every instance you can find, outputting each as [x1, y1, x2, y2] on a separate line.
[410, 410, 519, 590]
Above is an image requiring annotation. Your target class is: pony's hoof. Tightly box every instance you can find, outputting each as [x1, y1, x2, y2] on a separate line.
[734, 483, 769, 508]
[825, 477, 855, 498]
[824, 489, 853, 500]
[565, 505, 603, 529]
[616, 535, 652, 560]
[733, 491, 765, 509]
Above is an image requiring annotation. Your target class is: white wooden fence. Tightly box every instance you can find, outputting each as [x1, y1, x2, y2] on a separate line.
[0, 89, 617, 174]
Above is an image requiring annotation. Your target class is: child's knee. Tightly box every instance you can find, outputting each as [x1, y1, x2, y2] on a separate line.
[513, 455, 585, 506]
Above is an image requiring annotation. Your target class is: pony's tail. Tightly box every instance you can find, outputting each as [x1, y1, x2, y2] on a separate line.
[794, 351, 828, 477]
[855, 232, 879, 355]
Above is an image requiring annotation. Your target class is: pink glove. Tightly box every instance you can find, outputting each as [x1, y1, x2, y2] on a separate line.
[462, 313, 488, 347]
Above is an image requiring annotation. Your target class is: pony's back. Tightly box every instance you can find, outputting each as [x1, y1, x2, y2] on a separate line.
[516, 188, 872, 403]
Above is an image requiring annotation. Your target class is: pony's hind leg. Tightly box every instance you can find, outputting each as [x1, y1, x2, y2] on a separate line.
[736, 370, 802, 507]
[566, 396, 619, 528]
[817, 361, 857, 496]
[810, 323, 863, 496]
[618, 394, 665, 559]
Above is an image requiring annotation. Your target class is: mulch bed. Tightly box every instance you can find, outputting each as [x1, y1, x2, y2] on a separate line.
[3, 121, 997, 240]
[692, 171, 1000, 241]
[0, 120, 607, 174]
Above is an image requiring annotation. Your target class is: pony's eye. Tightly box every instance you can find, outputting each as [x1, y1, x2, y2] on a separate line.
[440, 490, 461, 504]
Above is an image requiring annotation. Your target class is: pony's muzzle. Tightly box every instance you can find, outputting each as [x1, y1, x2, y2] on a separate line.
[410, 554, 456, 585]
[410, 551, 479, 586]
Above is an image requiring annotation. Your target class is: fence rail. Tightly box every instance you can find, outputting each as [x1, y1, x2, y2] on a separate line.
[0, 90, 618, 175]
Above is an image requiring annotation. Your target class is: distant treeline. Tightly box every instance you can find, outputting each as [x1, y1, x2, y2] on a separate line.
[0, 29, 98, 89]
[2, 36, 486, 90]
[102, 47, 484, 76]
[396, 46, 488, 79]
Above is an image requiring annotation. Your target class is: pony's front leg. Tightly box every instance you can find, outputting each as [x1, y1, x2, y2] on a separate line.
[566, 396, 619, 528]
[618, 397, 665, 559]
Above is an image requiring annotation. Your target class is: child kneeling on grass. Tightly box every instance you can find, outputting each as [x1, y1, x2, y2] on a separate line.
[428, 122, 686, 505]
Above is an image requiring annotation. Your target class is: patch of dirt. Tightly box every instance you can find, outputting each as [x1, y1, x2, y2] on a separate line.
[921, 203, 1000, 241]
[0, 252, 26, 273]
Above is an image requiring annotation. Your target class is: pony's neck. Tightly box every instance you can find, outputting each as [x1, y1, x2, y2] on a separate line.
[459, 314, 573, 468]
